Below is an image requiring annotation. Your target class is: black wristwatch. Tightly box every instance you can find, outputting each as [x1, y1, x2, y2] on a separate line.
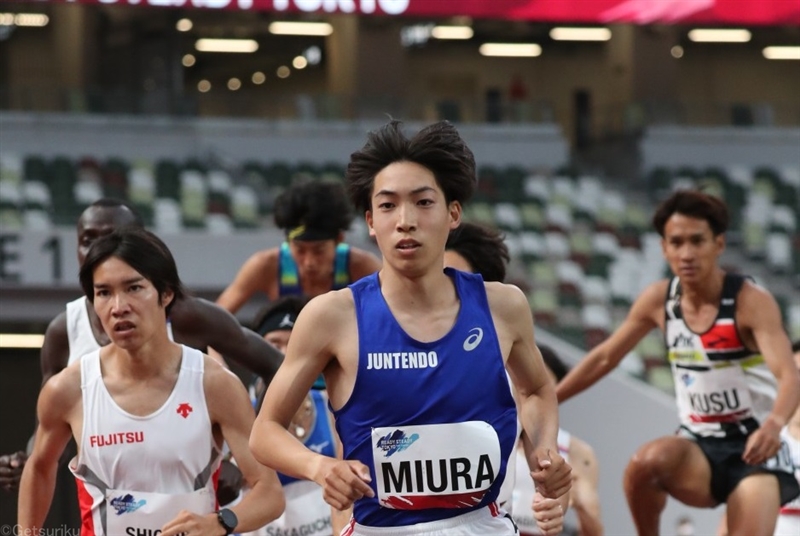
[216, 508, 238, 535]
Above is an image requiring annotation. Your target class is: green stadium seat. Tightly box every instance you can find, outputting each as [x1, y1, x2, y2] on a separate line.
[155, 160, 181, 200]
[24, 155, 48, 183]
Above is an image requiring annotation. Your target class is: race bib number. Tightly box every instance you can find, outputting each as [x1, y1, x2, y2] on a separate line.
[676, 365, 754, 423]
[372, 421, 501, 510]
[263, 480, 332, 536]
[105, 487, 215, 535]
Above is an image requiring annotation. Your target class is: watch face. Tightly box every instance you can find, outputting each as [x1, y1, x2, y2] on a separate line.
[219, 508, 238, 531]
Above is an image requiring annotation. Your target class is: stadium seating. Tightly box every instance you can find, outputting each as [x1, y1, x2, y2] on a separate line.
[1, 151, 797, 396]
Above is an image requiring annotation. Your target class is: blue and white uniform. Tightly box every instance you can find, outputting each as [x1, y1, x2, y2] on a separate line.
[336, 268, 518, 534]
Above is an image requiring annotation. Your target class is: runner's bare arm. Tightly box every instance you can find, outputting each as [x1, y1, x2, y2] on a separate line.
[568, 437, 603, 536]
[210, 361, 285, 530]
[40, 312, 71, 386]
[18, 367, 80, 530]
[2, 311, 72, 492]
[216, 250, 275, 314]
[250, 291, 374, 510]
[173, 297, 283, 384]
[492, 283, 571, 501]
[738, 283, 800, 464]
[556, 280, 666, 403]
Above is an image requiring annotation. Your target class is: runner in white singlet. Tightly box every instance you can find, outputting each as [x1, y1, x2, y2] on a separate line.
[0, 199, 285, 513]
[18, 228, 285, 536]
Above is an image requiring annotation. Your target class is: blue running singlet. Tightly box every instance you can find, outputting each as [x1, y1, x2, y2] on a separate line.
[334, 268, 517, 527]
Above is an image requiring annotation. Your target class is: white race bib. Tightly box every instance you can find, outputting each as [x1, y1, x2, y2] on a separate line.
[263, 480, 332, 536]
[372, 421, 501, 510]
[675, 365, 754, 424]
[105, 487, 215, 535]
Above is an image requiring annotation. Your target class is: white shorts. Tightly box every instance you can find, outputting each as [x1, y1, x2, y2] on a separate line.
[774, 513, 800, 536]
[340, 503, 518, 536]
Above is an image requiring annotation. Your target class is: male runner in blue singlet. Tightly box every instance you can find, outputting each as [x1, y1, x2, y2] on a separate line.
[251, 120, 571, 536]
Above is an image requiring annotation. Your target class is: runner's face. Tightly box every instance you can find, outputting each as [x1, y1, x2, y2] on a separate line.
[91, 256, 173, 351]
[289, 239, 337, 284]
[264, 329, 292, 354]
[661, 213, 724, 285]
[77, 206, 139, 266]
[366, 161, 461, 277]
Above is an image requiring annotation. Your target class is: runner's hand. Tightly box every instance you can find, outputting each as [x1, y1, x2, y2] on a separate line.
[530, 448, 572, 499]
[316, 458, 374, 510]
[532, 491, 564, 536]
[743, 419, 781, 465]
[161, 511, 226, 536]
[0, 451, 27, 493]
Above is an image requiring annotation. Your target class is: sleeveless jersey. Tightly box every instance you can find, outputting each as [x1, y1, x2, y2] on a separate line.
[665, 274, 777, 438]
[278, 241, 350, 297]
[70, 346, 221, 536]
[261, 390, 336, 536]
[335, 268, 517, 527]
[66, 297, 104, 366]
[66, 297, 174, 366]
[511, 429, 571, 535]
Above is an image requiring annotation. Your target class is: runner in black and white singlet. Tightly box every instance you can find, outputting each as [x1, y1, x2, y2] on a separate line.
[251, 121, 571, 536]
[666, 274, 779, 440]
[18, 228, 285, 536]
[557, 190, 800, 536]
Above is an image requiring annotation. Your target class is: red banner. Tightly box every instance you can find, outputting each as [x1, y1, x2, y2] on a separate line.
[49, 0, 800, 25]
